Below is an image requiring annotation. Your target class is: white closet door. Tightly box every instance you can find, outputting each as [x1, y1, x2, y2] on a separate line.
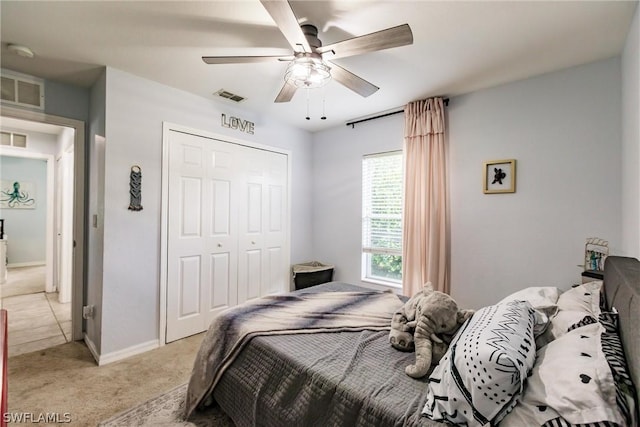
[203, 138, 240, 329]
[165, 129, 289, 343]
[166, 131, 239, 343]
[263, 151, 288, 296]
[237, 148, 288, 303]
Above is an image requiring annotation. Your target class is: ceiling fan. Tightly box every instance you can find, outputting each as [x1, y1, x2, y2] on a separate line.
[202, 0, 413, 103]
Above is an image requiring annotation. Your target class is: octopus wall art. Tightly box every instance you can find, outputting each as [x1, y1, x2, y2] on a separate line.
[0, 181, 36, 209]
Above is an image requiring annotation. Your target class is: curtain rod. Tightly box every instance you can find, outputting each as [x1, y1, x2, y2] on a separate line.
[345, 98, 449, 128]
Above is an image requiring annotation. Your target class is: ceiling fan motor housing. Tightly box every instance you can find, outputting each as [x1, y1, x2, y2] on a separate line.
[301, 24, 322, 50]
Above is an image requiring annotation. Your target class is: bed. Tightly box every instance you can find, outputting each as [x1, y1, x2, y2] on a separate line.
[185, 256, 639, 426]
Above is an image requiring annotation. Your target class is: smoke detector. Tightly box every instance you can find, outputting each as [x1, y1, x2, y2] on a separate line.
[7, 44, 35, 58]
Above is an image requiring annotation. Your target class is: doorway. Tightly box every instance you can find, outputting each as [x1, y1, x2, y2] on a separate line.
[0, 107, 85, 355]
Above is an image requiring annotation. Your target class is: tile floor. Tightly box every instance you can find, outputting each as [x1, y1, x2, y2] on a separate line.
[1, 266, 72, 357]
[1, 265, 47, 298]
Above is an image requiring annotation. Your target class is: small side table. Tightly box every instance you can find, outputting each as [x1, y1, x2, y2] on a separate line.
[581, 269, 604, 284]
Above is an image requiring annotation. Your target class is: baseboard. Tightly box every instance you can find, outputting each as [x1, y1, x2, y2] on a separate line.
[97, 339, 160, 366]
[7, 261, 45, 268]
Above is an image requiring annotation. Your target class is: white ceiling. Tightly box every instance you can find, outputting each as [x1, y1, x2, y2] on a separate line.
[1, 1, 637, 133]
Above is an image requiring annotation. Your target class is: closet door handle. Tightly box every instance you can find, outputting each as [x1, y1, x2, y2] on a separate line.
[217, 243, 222, 248]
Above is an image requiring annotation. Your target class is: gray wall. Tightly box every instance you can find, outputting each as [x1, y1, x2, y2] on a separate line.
[449, 58, 622, 309]
[0, 156, 48, 265]
[312, 114, 403, 289]
[312, 57, 623, 310]
[621, 5, 639, 259]
[86, 69, 107, 353]
[100, 67, 313, 354]
[44, 79, 90, 124]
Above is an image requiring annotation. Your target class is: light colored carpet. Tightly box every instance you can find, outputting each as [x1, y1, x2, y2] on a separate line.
[8, 333, 207, 425]
[98, 383, 234, 426]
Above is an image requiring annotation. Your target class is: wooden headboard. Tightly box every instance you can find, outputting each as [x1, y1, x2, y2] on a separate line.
[603, 256, 640, 420]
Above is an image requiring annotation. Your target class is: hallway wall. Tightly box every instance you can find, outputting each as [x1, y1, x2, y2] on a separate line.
[0, 156, 48, 266]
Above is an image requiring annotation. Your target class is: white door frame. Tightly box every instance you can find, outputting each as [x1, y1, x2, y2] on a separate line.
[159, 122, 292, 346]
[0, 106, 86, 341]
[57, 145, 74, 303]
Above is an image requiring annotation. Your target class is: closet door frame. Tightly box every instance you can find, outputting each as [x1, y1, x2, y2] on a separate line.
[159, 122, 292, 346]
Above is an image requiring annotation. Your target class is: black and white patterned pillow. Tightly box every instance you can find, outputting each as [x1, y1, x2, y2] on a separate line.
[556, 281, 603, 314]
[541, 417, 619, 427]
[598, 311, 618, 332]
[526, 312, 636, 427]
[567, 315, 598, 332]
[545, 281, 604, 341]
[598, 311, 637, 427]
[499, 322, 628, 427]
[423, 301, 536, 427]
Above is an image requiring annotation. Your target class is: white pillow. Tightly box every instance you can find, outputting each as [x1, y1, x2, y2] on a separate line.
[423, 301, 536, 427]
[497, 286, 560, 309]
[499, 322, 626, 427]
[544, 281, 604, 341]
[498, 286, 559, 337]
[556, 280, 602, 314]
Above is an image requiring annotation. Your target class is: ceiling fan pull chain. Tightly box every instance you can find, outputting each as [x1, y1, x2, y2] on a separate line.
[306, 88, 310, 120]
[321, 87, 327, 120]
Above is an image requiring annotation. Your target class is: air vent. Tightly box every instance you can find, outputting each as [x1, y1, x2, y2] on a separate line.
[215, 89, 245, 103]
[0, 69, 45, 110]
[0, 131, 27, 148]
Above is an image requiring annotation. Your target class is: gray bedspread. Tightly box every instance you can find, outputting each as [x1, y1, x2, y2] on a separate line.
[191, 282, 446, 427]
[185, 285, 420, 424]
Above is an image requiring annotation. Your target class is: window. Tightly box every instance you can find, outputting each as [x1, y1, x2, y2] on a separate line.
[362, 151, 403, 286]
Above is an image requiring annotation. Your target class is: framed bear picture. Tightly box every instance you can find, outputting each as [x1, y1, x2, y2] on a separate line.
[483, 159, 516, 194]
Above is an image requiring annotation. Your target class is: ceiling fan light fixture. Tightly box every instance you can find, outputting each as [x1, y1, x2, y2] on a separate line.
[285, 54, 331, 89]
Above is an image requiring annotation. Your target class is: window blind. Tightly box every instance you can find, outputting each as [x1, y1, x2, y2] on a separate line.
[362, 151, 403, 256]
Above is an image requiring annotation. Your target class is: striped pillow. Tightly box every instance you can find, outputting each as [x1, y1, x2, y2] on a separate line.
[598, 311, 637, 427]
[542, 417, 619, 427]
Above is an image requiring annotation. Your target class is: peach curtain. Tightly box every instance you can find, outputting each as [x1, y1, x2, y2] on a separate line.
[402, 98, 449, 296]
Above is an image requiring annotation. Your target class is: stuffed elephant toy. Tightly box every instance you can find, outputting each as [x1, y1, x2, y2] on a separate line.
[389, 282, 474, 378]
[389, 287, 425, 352]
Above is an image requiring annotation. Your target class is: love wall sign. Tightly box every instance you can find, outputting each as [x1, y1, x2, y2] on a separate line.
[221, 113, 255, 135]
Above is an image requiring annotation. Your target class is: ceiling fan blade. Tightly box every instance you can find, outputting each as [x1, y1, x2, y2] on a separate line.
[329, 62, 379, 97]
[202, 55, 293, 64]
[260, 0, 311, 53]
[317, 24, 413, 60]
[274, 82, 297, 103]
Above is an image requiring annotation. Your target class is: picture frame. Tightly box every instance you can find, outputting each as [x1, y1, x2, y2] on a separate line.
[483, 159, 516, 194]
[0, 179, 37, 208]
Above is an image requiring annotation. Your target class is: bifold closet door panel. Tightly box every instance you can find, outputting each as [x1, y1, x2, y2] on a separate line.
[166, 131, 239, 342]
[237, 147, 288, 304]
